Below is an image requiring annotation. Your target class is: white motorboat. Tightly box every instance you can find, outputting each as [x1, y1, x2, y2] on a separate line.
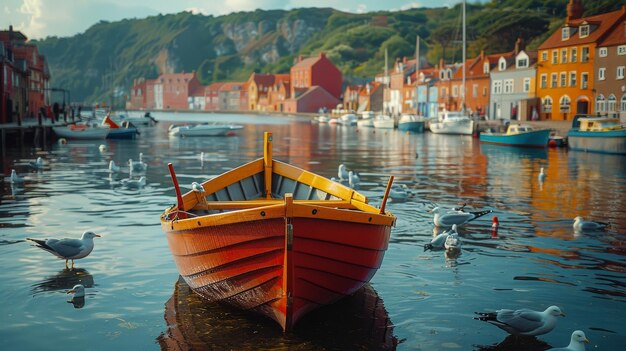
[168, 123, 243, 137]
[338, 114, 358, 126]
[373, 114, 394, 129]
[52, 122, 110, 140]
[357, 111, 375, 128]
[429, 111, 474, 135]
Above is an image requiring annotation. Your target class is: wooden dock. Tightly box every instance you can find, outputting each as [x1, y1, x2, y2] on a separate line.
[0, 119, 64, 156]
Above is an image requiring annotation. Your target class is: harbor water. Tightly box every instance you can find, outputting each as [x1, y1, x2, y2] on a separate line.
[1, 112, 624, 350]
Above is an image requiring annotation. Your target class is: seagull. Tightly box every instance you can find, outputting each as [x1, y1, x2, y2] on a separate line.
[474, 305, 565, 336]
[424, 225, 458, 252]
[338, 164, 349, 180]
[547, 330, 589, 351]
[109, 160, 121, 173]
[129, 153, 147, 173]
[389, 184, 409, 202]
[10, 169, 24, 184]
[573, 216, 608, 231]
[539, 167, 546, 182]
[444, 226, 462, 251]
[67, 284, 86, 298]
[27, 231, 101, 268]
[348, 171, 360, 188]
[430, 206, 492, 228]
[29, 157, 45, 170]
[121, 176, 146, 188]
[191, 182, 205, 193]
[99, 144, 107, 152]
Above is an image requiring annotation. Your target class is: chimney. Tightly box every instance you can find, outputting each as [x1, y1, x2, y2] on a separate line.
[514, 37, 523, 55]
[9, 25, 13, 33]
[566, 0, 583, 22]
[320, 52, 325, 58]
[298, 55, 303, 62]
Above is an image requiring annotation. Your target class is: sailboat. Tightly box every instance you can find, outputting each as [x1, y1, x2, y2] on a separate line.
[429, 0, 475, 135]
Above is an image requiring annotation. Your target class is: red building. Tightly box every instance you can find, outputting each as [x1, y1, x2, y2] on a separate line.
[204, 82, 225, 111]
[128, 78, 148, 110]
[157, 72, 201, 110]
[0, 26, 50, 123]
[287, 52, 342, 112]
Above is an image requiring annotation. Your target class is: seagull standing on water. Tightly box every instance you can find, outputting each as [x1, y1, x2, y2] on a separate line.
[348, 170, 360, 188]
[129, 153, 147, 173]
[547, 330, 589, 351]
[474, 305, 565, 336]
[444, 225, 462, 251]
[573, 216, 608, 231]
[27, 231, 101, 268]
[338, 164, 349, 180]
[424, 225, 459, 252]
[29, 157, 45, 170]
[430, 206, 492, 228]
[10, 169, 24, 184]
[109, 160, 121, 173]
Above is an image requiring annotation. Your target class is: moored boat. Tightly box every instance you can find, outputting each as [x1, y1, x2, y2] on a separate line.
[52, 122, 110, 140]
[429, 111, 474, 135]
[357, 111, 375, 128]
[373, 114, 394, 129]
[168, 123, 243, 137]
[160, 132, 396, 331]
[567, 115, 626, 155]
[479, 124, 551, 148]
[398, 114, 425, 133]
[102, 114, 139, 139]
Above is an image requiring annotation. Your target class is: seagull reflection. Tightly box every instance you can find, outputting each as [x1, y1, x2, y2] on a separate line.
[67, 284, 86, 309]
[157, 276, 399, 350]
[31, 268, 94, 295]
[474, 334, 551, 351]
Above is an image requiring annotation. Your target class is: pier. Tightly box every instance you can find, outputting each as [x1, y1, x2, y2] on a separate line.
[0, 119, 60, 156]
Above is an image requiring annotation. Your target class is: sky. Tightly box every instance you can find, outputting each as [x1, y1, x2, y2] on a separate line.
[1, 0, 468, 40]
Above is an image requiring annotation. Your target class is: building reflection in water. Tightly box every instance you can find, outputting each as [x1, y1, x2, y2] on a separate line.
[157, 276, 398, 350]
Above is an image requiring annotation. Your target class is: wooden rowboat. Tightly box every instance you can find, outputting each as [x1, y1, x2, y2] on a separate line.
[160, 132, 396, 331]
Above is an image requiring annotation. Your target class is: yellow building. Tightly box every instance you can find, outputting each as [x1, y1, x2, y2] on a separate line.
[536, 0, 626, 120]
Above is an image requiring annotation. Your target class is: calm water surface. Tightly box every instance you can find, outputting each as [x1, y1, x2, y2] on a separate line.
[1, 112, 625, 350]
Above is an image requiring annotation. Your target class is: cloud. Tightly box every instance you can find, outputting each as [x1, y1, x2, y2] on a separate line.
[17, 0, 46, 38]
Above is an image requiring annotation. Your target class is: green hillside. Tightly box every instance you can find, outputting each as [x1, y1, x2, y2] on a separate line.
[31, 0, 623, 107]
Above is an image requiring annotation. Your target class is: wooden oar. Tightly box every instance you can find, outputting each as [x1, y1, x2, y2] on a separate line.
[379, 176, 394, 214]
[167, 163, 187, 219]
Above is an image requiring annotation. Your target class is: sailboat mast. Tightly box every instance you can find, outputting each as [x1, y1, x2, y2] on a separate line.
[462, 0, 466, 113]
[415, 36, 420, 115]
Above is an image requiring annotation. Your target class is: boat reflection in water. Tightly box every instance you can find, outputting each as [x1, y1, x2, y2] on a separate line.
[157, 276, 398, 350]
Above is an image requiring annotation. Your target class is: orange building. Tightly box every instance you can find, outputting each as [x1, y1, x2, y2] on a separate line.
[536, 0, 626, 120]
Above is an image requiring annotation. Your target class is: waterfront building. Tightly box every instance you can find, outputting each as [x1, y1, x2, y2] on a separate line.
[284, 52, 342, 113]
[434, 59, 461, 114]
[343, 84, 362, 112]
[386, 57, 416, 116]
[358, 81, 384, 113]
[157, 72, 201, 110]
[489, 40, 539, 121]
[266, 76, 289, 112]
[536, 0, 626, 120]
[203, 82, 224, 111]
[415, 68, 438, 118]
[218, 82, 245, 111]
[128, 78, 147, 110]
[594, 13, 626, 121]
[247, 73, 289, 112]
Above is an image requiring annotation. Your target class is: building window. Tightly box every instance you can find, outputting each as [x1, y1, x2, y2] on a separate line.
[452, 86, 458, 97]
[580, 24, 590, 37]
[560, 72, 567, 87]
[552, 50, 558, 64]
[551, 73, 557, 88]
[523, 78, 530, 92]
[483, 63, 489, 74]
[599, 67, 606, 80]
[493, 80, 502, 94]
[561, 49, 567, 63]
[499, 58, 506, 71]
[483, 87, 487, 96]
[517, 58, 528, 68]
[542, 96, 553, 113]
[570, 72, 577, 87]
[571, 47, 577, 62]
[618, 45, 626, 55]
[607, 94, 617, 112]
[541, 74, 547, 89]
[599, 47, 608, 57]
[504, 79, 513, 94]
[562, 26, 570, 40]
[617, 66, 625, 80]
[473, 84, 478, 98]
[621, 94, 626, 112]
[596, 94, 605, 112]
[581, 72, 589, 89]
[541, 51, 548, 61]
[582, 47, 589, 62]
[559, 95, 571, 113]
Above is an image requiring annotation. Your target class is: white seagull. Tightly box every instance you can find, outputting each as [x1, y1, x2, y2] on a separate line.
[547, 330, 589, 351]
[338, 164, 349, 180]
[389, 184, 409, 202]
[99, 144, 107, 152]
[424, 225, 458, 252]
[29, 157, 45, 170]
[27, 231, 101, 268]
[430, 206, 492, 228]
[109, 160, 121, 173]
[129, 153, 147, 173]
[348, 171, 360, 188]
[121, 176, 146, 188]
[474, 305, 565, 336]
[539, 167, 546, 182]
[10, 169, 24, 184]
[573, 216, 608, 231]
